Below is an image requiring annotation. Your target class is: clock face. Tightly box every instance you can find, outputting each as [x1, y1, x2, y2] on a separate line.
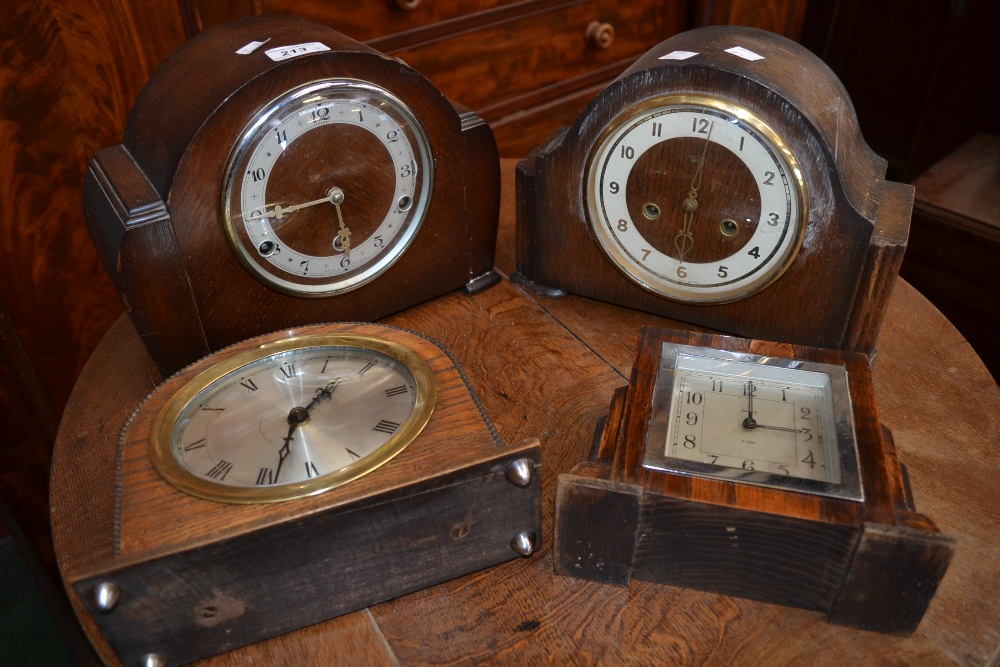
[584, 94, 807, 303]
[643, 343, 862, 500]
[149, 334, 436, 503]
[221, 79, 434, 296]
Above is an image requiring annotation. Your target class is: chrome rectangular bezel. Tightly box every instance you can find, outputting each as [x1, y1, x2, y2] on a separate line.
[642, 342, 864, 501]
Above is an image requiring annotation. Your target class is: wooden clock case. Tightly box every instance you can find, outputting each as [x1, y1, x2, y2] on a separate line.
[555, 327, 953, 635]
[84, 15, 500, 377]
[68, 322, 542, 667]
[516, 26, 911, 355]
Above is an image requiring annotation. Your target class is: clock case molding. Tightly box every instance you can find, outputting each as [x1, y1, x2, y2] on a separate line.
[516, 26, 911, 355]
[555, 327, 953, 635]
[83, 15, 501, 377]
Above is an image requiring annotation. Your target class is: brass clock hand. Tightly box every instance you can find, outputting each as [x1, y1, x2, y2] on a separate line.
[673, 121, 715, 263]
[329, 187, 352, 259]
[259, 189, 338, 221]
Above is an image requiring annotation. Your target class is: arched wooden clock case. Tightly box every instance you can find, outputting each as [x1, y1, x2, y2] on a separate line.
[84, 15, 501, 376]
[516, 26, 911, 355]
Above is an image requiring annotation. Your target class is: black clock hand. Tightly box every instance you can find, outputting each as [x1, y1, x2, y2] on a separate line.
[275, 407, 308, 483]
[742, 380, 757, 429]
[749, 424, 806, 434]
[274, 380, 343, 482]
[303, 378, 340, 412]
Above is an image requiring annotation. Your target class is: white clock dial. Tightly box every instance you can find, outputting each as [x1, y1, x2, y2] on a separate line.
[221, 80, 434, 297]
[664, 355, 839, 483]
[585, 94, 807, 303]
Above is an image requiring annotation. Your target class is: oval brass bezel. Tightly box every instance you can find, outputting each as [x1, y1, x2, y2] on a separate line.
[148, 333, 437, 504]
[583, 93, 809, 305]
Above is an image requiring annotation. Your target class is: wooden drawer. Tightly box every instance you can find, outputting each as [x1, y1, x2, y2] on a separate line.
[393, 0, 683, 115]
[186, 0, 526, 42]
[491, 80, 606, 157]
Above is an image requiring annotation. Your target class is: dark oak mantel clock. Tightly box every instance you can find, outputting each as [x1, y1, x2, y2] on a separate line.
[84, 15, 501, 376]
[554, 326, 953, 635]
[69, 322, 542, 667]
[516, 25, 911, 355]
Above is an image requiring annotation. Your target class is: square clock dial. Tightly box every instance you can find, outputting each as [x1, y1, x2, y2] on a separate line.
[643, 342, 864, 501]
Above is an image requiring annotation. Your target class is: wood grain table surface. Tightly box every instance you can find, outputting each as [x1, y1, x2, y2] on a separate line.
[51, 160, 1000, 666]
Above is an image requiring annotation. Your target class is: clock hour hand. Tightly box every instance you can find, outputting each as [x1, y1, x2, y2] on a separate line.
[742, 380, 756, 429]
[329, 187, 352, 259]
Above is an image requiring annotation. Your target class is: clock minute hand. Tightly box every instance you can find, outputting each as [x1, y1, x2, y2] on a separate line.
[673, 121, 714, 263]
[750, 424, 806, 434]
[273, 378, 345, 482]
[275, 409, 308, 483]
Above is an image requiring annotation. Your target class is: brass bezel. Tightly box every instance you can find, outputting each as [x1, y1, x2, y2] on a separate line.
[583, 93, 809, 305]
[148, 333, 437, 504]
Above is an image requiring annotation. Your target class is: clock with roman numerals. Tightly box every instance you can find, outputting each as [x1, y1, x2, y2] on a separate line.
[74, 322, 541, 666]
[147, 327, 436, 503]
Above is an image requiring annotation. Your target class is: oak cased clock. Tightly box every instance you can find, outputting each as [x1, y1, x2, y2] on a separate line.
[69, 322, 541, 667]
[516, 26, 911, 355]
[554, 327, 953, 635]
[84, 15, 501, 376]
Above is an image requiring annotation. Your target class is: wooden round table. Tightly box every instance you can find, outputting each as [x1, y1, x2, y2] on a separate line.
[52, 162, 1000, 666]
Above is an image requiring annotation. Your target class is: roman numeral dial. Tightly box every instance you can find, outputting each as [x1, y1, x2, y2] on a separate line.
[158, 333, 435, 501]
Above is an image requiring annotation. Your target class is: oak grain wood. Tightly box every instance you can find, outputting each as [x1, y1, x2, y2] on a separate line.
[52, 158, 999, 666]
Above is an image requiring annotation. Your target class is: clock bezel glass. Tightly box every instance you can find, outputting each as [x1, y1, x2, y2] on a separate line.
[583, 93, 808, 304]
[148, 333, 437, 504]
[220, 78, 435, 297]
[642, 341, 863, 501]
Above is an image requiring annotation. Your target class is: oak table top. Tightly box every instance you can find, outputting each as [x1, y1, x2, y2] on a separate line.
[52, 160, 1000, 666]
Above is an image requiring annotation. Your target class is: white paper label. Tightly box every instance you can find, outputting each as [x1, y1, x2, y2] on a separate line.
[265, 42, 330, 62]
[236, 39, 269, 55]
[659, 50, 699, 61]
[725, 46, 764, 61]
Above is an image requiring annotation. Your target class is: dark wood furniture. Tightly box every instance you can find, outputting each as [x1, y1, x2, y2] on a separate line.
[900, 133, 1000, 382]
[52, 161, 1000, 666]
[1, 0, 805, 573]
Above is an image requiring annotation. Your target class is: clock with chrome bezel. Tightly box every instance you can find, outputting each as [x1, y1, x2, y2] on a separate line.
[84, 15, 501, 375]
[221, 79, 434, 297]
[642, 341, 863, 501]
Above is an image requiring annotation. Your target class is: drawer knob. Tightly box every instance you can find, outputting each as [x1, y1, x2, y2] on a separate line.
[393, 0, 422, 10]
[586, 21, 615, 50]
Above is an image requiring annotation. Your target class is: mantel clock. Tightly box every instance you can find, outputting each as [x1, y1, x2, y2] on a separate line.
[516, 26, 911, 355]
[554, 327, 953, 635]
[84, 15, 501, 375]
